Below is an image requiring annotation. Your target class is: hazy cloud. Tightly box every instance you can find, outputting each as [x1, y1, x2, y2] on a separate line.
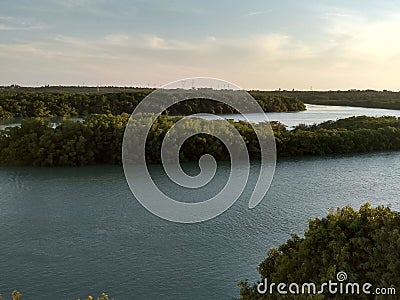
[1, 1, 400, 89]
[244, 10, 272, 17]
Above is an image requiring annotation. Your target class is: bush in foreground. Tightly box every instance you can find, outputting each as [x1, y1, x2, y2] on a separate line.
[239, 204, 400, 299]
[0, 291, 113, 300]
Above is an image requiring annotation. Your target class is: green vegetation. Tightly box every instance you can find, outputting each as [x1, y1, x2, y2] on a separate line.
[0, 114, 128, 166]
[12, 290, 21, 300]
[249, 91, 306, 112]
[0, 115, 399, 166]
[0, 290, 22, 300]
[276, 116, 400, 156]
[1, 84, 153, 94]
[3, 87, 400, 119]
[0, 290, 113, 300]
[0, 90, 147, 117]
[269, 90, 400, 110]
[78, 292, 113, 300]
[0, 89, 305, 118]
[239, 203, 400, 299]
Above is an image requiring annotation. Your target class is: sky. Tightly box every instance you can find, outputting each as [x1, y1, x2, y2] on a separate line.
[1, 0, 400, 90]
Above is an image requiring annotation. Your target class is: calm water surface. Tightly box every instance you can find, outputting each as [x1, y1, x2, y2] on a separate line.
[2, 105, 400, 130]
[194, 104, 400, 128]
[0, 152, 399, 299]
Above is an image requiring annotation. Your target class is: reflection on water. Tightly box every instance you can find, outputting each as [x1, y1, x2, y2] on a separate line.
[193, 104, 400, 128]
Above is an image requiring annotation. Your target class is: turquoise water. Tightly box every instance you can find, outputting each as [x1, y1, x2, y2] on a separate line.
[0, 152, 399, 299]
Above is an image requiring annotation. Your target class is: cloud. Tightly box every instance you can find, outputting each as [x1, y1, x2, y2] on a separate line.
[104, 34, 131, 46]
[1, 8, 400, 90]
[0, 24, 13, 30]
[146, 35, 169, 50]
[144, 35, 196, 51]
[325, 12, 400, 60]
[0, 31, 357, 87]
[55, 0, 136, 18]
[244, 10, 272, 17]
[0, 15, 47, 31]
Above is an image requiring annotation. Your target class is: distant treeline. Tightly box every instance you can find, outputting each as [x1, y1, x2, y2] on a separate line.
[1, 84, 153, 94]
[2, 86, 400, 117]
[0, 89, 305, 118]
[268, 90, 400, 110]
[0, 115, 399, 166]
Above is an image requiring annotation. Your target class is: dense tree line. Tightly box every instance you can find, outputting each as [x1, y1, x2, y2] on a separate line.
[0, 114, 128, 166]
[276, 116, 400, 156]
[0, 91, 148, 117]
[0, 115, 399, 166]
[0, 90, 305, 118]
[239, 203, 400, 299]
[0, 84, 152, 94]
[271, 90, 400, 110]
[3, 87, 400, 118]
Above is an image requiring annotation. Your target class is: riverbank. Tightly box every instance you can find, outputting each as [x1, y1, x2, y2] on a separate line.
[268, 90, 400, 110]
[0, 114, 399, 166]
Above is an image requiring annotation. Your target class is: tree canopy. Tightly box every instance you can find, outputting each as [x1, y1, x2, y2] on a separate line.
[239, 203, 400, 299]
[0, 115, 399, 166]
[272, 90, 400, 110]
[0, 90, 305, 118]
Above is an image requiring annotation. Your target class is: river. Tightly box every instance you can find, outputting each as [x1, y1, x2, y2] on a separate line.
[0, 152, 399, 299]
[1, 104, 399, 298]
[1, 104, 400, 130]
[190, 104, 400, 128]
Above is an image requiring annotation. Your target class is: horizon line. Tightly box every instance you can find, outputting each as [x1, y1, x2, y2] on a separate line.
[2, 85, 400, 93]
